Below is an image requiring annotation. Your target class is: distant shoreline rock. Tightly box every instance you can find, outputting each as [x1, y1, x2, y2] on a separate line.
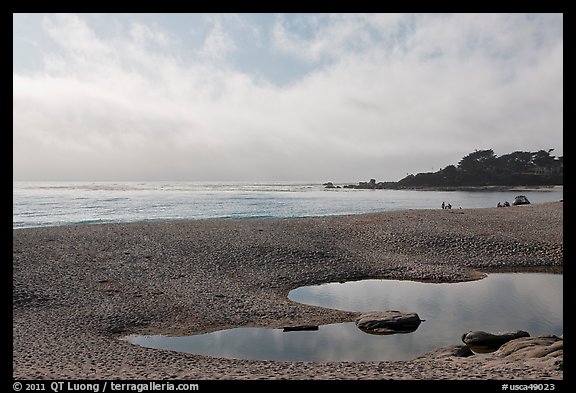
[325, 179, 398, 189]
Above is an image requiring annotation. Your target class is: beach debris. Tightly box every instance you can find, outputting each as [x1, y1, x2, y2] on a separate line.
[355, 311, 423, 335]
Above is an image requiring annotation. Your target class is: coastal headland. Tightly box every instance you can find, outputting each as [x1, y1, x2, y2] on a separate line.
[13, 201, 563, 379]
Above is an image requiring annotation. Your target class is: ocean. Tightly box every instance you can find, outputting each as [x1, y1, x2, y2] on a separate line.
[13, 181, 563, 229]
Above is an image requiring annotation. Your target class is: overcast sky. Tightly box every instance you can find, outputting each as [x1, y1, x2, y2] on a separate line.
[13, 13, 563, 182]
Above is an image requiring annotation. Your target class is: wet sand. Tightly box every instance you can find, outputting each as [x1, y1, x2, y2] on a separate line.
[13, 201, 563, 380]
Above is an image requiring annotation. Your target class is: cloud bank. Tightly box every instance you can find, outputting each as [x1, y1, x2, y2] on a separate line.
[13, 13, 563, 181]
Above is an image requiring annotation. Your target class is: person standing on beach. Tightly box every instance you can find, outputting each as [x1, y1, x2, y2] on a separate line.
[442, 202, 445, 210]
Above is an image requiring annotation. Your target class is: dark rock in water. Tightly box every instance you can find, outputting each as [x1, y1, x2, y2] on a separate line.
[348, 179, 398, 189]
[355, 311, 423, 335]
[462, 330, 530, 353]
[323, 182, 337, 189]
[283, 325, 319, 332]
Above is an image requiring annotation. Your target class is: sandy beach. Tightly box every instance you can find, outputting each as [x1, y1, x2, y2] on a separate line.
[13, 201, 563, 380]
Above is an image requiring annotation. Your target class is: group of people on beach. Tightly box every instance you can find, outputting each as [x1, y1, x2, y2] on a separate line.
[443, 200, 513, 209]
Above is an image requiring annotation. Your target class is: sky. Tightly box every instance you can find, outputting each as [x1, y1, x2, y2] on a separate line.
[13, 13, 563, 182]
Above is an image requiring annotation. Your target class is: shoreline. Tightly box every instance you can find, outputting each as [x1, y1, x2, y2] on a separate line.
[328, 183, 564, 192]
[13, 202, 563, 380]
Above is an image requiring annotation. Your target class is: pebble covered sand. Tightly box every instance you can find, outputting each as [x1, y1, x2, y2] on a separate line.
[13, 202, 563, 380]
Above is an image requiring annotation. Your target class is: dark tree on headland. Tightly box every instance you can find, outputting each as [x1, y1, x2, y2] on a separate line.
[396, 149, 562, 188]
[340, 149, 562, 189]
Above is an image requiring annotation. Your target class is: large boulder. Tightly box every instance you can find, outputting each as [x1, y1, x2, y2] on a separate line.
[461, 330, 530, 353]
[495, 335, 563, 361]
[355, 311, 423, 335]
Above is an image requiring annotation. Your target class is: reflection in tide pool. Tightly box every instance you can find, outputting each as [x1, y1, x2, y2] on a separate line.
[125, 273, 562, 361]
[125, 323, 411, 362]
[289, 273, 563, 337]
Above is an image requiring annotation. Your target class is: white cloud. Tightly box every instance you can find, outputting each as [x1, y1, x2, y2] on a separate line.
[198, 19, 236, 62]
[272, 14, 375, 63]
[129, 22, 170, 46]
[42, 14, 111, 63]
